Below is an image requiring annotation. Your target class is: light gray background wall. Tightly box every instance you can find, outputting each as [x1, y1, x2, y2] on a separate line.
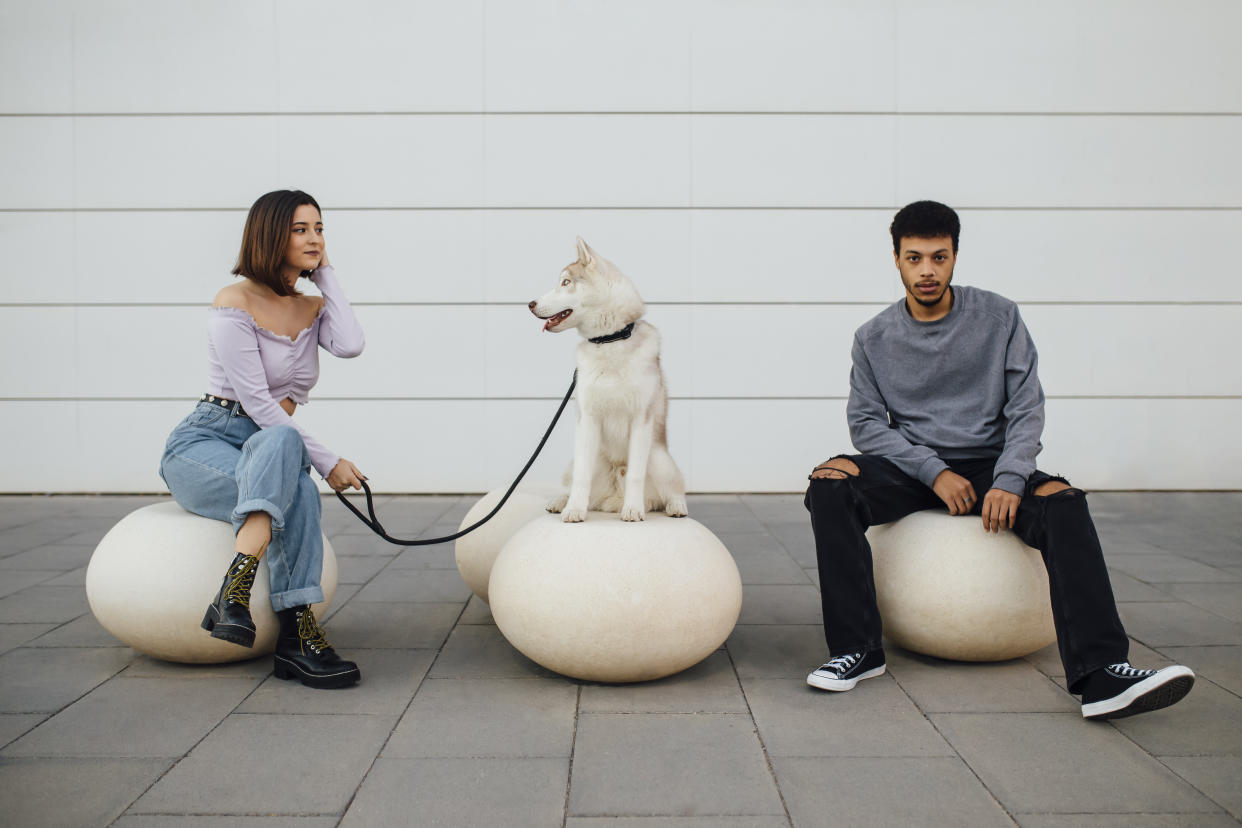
[2, 0, 1239, 493]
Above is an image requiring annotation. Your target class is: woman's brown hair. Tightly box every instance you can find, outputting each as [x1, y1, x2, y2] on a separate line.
[232, 190, 322, 296]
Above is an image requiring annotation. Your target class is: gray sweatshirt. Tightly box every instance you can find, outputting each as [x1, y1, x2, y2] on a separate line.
[847, 285, 1045, 496]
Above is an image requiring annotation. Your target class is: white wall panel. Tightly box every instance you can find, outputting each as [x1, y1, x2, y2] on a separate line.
[1, 212, 76, 303]
[897, 116, 1242, 208]
[0, 402, 87, 492]
[0, 0, 73, 112]
[484, 115, 691, 207]
[690, 0, 895, 112]
[0, 118, 74, 209]
[277, 115, 485, 208]
[691, 116, 896, 206]
[0, 309, 77, 397]
[896, 0, 1242, 114]
[275, 0, 484, 112]
[75, 307, 203, 398]
[484, 0, 692, 112]
[73, 1, 278, 113]
[74, 117, 279, 209]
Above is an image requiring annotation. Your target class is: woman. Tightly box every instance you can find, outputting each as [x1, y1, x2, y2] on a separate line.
[160, 189, 366, 689]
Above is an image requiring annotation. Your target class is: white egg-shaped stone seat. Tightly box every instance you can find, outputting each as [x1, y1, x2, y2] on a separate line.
[867, 510, 1056, 661]
[454, 487, 555, 603]
[488, 512, 742, 683]
[86, 501, 337, 664]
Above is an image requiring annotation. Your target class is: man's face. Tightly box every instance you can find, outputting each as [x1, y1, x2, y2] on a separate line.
[895, 235, 956, 315]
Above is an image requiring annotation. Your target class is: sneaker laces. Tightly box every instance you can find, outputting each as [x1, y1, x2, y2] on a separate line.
[296, 608, 332, 654]
[820, 653, 861, 675]
[224, 555, 259, 608]
[1109, 662, 1156, 679]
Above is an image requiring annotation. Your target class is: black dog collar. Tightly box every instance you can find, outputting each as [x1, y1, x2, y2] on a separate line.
[588, 322, 636, 344]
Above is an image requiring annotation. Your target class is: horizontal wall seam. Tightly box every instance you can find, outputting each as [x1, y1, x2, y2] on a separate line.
[4, 206, 1241, 213]
[2, 396, 1237, 403]
[5, 301, 1240, 308]
[3, 111, 1241, 118]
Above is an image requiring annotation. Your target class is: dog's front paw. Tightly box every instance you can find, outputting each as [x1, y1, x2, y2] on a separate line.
[664, 498, 688, 518]
[546, 493, 569, 514]
[621, 503, 645, 522]
[561, 506, 587, 523]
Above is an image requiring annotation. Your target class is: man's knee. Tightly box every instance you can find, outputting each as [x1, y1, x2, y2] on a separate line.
[814, 457, 860, 480]
[1033, 479, 1072, 497]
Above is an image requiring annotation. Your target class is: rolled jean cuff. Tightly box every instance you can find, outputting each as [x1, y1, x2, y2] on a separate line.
[231, 497, 286, 533]
[269, 585, 326, 613]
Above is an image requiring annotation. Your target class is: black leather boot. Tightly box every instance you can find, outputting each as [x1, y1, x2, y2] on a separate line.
[201, 552, 259, 647]
[273, 605, 361, 689]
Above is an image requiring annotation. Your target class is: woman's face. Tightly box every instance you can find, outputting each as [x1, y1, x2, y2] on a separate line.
[282, 203, 324, 285]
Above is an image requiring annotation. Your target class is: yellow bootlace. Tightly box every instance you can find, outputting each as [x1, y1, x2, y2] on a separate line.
[297, 608, 332, 654]
[224, 555, 259, 608]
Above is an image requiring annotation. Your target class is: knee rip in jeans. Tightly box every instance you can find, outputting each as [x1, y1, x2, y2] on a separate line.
[814, 456, 860, 481]
[1033, 477, 1080, 498]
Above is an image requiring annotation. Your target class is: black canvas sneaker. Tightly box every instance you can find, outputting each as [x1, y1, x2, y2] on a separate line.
[1081, 662, 1195, 720]
[806, 650, 887, 692]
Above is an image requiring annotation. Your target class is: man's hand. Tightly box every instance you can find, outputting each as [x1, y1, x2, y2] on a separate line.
[981, 488, 1021, 533]
[932, 470, 977, 515]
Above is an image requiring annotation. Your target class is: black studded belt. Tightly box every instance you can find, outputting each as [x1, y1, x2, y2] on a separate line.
[200, 393, 249, 418]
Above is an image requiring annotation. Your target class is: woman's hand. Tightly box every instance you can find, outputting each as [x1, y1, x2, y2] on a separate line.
[327, 458, 365, 493]
[318, 246, 331, 270]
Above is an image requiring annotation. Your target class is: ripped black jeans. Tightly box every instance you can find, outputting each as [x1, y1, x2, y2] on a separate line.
[804, 454, 1129, 692]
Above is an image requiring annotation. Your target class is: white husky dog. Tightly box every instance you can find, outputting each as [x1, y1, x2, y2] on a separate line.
[529, 237, 689, 523]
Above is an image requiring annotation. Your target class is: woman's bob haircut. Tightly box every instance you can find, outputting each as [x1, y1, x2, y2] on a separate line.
[232, 189, 322, 296]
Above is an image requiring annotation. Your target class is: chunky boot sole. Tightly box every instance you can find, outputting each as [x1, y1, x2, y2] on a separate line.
[273, 655, 361, 689]
[201, 605, 256, 648]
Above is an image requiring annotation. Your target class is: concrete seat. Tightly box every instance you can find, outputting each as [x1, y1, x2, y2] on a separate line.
[488, 512, 742, 683]
[86, 501, 337, 663]
[454, 488, 555, 603]
[867, 510, 1056, 661]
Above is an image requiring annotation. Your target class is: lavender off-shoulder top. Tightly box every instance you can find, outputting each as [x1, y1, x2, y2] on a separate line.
[205, 266, 365, 477]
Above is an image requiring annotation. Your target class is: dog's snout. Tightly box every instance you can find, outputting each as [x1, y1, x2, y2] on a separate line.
[528, 300, 537, 312]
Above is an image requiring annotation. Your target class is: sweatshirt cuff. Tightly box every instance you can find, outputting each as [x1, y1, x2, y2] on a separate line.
[992, 471, 1027, 496]
[916, 456, 949, 488]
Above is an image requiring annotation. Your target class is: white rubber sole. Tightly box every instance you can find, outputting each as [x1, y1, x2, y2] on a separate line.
[806, 664, 886, 692]
[1081, 665, 1195, 720]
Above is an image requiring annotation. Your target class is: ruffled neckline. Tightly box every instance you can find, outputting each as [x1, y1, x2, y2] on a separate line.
[210, 304, 326, 344]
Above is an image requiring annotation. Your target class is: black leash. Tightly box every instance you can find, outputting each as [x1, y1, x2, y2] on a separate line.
[335, 371, 577, 546]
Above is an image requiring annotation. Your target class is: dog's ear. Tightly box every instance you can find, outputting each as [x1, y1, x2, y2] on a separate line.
[575, 236, 596, 266]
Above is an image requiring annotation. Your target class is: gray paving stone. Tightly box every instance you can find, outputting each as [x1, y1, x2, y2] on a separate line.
[115, 818, 339, 828]
[0, 585, 90, 624]
[238, 648, 433, 715]
[1157, 582, 1242, 623]
[341, 757, 568, 827]
[1158, 645, 1242, 696]
[0, 756, 171, 828]
[694, 514, 768, 535]
[743, 677, 953, 758]
[740, 494, 810, 522]
[567, 819, 790, 828]
[766, 525, 817, 568]
[580, 651, 747, 714]
[931, 712, 1218, 814]
[0, 623, 57, 655]
[428, 624, 557, 679]
[886, 650, 1079, 713]
[1119, 602, 1242, 647]
[121, 654, 273, 680]
[0, 646, 136, 713]
[774, 756, 1012, 827]
[387, 543, 459, 569]
[353, 567, 472, 602]
[325, 533, 401, 557]
[334, 555, 391, 584]
[726, 625, 826, 678]
[1160, 755, 1242, 820]
[719, 533, 798, 558]
[0, 714, 45, 749]
[327, 600, 461, 649]
[1108, 678, 1242, 757]
[686, 494, 749, 516]
[42, 566, 87, 587]
[1108, 554, 1240, 584]
[1016, 814, 1239, 827]
[458, 594, 494, 624]
[1107, 569, 1178, 602]
[733, 548, 813, 586]
[27, 613, 128, 648]
[320, 582, 360, 621]
[386, 677, 577, 758]
[568, 713, 784, 818]
[0, 545, 95, 572]
[130, 713, 395, 815]
[0, 570, 60, 597]
[803, 567, 819, 587]
[3, 676, 259, 758]
[738, 584, 823, 625]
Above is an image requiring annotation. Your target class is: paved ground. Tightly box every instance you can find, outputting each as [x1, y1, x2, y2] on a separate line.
[0, 492, 1239, 827]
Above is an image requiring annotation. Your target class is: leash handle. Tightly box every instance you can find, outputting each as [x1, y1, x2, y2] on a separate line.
[335, 371, 577, 546]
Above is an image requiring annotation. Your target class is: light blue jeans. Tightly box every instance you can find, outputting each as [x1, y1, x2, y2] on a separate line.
[159, 401, 325, 612]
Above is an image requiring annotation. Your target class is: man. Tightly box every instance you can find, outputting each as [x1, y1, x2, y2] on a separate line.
[804, 200, 1194, 720]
